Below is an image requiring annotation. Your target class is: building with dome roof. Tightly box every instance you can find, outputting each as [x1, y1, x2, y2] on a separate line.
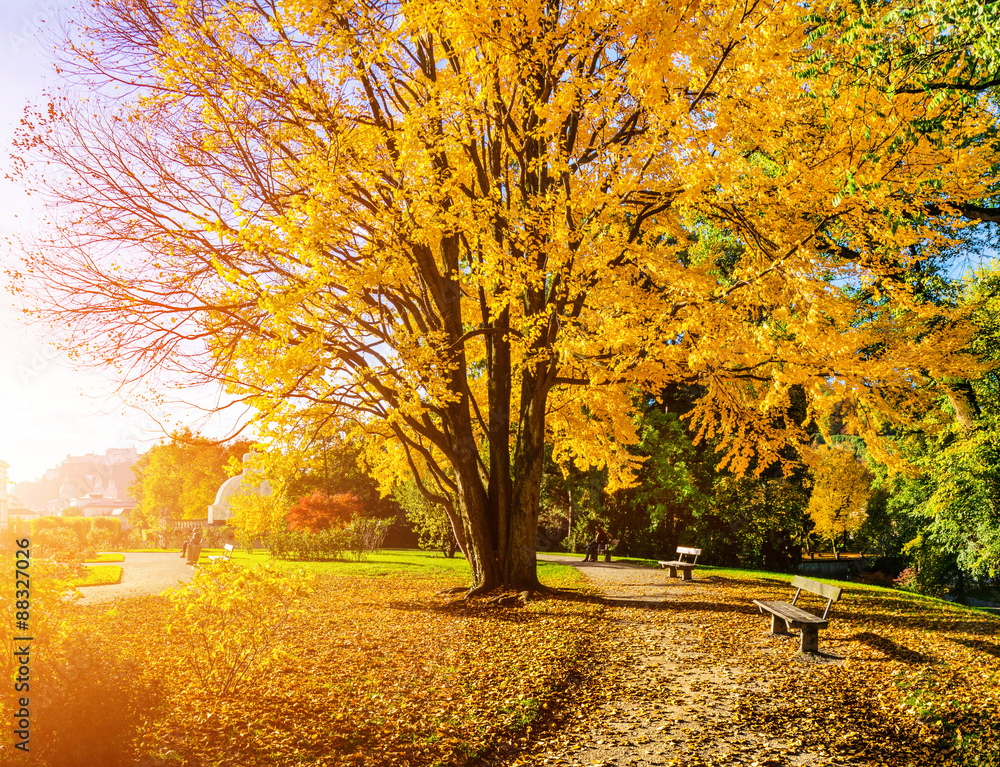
[207, 455, 272, 525]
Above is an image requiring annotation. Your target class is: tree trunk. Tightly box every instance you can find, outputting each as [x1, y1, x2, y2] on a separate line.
[941, 379, 981, 432]
[493, 358, 547, 591]
[485, 305, 514, 591]
[567, 486, 575, 554]
[455, 458, 502, 593]
[446, 385, 502, 593]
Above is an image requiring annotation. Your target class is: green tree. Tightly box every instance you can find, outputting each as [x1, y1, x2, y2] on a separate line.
[393, 480, 458, 557]
[605, 402, 712, 560]
[696, 473, 809, 570]
[538, 444, 608, 554]
[850, 267, 1000, 591]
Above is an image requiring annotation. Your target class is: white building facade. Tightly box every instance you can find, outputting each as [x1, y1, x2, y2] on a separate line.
[207, 454, 271, 524]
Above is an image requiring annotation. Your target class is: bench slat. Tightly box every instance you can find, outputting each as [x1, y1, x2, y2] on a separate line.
[676, 546, 702, 556]
[753, 599, 829, 629]
[208, 543, 234, 564]
[791, 575, 842, 602]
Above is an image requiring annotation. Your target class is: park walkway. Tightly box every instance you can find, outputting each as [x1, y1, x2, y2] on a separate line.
[519, 555, 859, 767]
[77, 552, 195, 605]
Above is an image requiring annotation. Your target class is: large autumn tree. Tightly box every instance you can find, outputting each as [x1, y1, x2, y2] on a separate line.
[12, 0, 1000, 591]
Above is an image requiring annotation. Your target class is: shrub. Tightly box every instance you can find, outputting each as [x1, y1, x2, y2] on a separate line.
[30, 516, 95, 546]
[345, 517, 393, 561]
[153, 528, 185, 549]
[894, 567, 918, 591]
[34, 527, 84, 560]
[30, 516, 62, 535]
[87, 527, 117, 552]
[63, 516, 94, 545]
[117, 529, 144, 550]
[234, 526, 258, 554]
[92, 516, 122, 535]
[894, 566, 947, 597]
[264, 528, 348, 560]
[31, 631, 164, 767]
[162, 563, 315, 696]
[0, 527, 17, 556]
[202, 525, 234, 548]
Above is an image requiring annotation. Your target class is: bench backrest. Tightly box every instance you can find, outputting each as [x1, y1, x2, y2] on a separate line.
[790, 575, 842, 619]
[676, 546, 701, 565]
[223, 544, 234, 555]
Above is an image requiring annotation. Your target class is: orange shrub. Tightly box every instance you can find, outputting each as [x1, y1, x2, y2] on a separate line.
[285, 491, 361, 532]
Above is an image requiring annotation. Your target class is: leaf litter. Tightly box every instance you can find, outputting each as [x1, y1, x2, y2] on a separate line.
[500, 560, 999, 767]
[66, 560, 999, 767]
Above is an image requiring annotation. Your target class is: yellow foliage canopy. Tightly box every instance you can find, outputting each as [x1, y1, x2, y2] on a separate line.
[16, 0, 999, 588]
[805, 443, 874, 551]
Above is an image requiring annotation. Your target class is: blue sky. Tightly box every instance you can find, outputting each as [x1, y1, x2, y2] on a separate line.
[0, 0, 236, 485]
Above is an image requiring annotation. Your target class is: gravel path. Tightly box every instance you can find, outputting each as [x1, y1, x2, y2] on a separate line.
[76, 552, 197, 605]
[537, 554, 689, 605]
[524, 555, 851, 767]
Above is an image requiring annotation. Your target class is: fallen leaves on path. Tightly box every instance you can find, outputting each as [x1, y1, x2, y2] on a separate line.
[507, 567, 999, 767]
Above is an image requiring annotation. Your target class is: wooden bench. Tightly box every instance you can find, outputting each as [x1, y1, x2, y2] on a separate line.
[753, 575, 843, 654]
[603, 538, 620, 562]
[208, 544, 234, 564]
[658, 546, 701, 580]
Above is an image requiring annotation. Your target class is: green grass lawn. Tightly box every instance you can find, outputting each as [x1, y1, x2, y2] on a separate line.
[85, 552, 125, 563]
[68, 565, 123, 587]
[192, 547, 585, 589]
[193, 547, 476, 577]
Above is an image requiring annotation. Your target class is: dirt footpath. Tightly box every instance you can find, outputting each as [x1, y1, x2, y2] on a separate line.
[518, 556, 858, 767]
[76, 552, 195, 605]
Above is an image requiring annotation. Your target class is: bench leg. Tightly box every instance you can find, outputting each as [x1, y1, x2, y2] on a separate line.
[799, 626, 819, 654]
[769, 615, 790, 636]
[680, 567, 693, 581]
[668, 565, 678, 578]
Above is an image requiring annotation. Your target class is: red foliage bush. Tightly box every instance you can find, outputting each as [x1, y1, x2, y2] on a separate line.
[286, 491, 362, 532]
